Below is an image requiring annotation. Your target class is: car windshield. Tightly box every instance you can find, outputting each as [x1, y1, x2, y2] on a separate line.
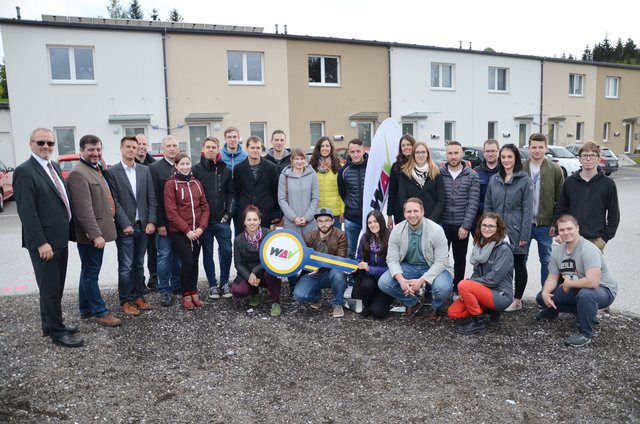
[549, 147, 575, 158]
[601, 149, 615, 158]
[430, 149, 446, 162]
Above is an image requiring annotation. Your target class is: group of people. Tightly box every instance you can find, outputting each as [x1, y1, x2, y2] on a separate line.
[14, 125, 619, 349]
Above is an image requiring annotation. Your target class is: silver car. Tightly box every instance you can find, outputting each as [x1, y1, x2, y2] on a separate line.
[565, 144, 619, 176]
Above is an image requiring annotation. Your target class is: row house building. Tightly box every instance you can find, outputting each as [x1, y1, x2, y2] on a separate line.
[1, 15, 638, 166]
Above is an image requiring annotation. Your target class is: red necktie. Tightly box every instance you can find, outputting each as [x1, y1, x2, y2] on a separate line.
[47, 162, 71, 220]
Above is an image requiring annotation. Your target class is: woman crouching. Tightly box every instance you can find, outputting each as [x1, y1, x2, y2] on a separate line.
[447, 213, 514, 334]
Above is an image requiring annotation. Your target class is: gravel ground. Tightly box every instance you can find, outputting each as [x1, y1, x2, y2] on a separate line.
[1, 287, 639, 423]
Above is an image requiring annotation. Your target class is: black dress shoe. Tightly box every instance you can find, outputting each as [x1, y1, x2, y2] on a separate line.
[52, 334, 84, 348]
[42, 325, 79, 337]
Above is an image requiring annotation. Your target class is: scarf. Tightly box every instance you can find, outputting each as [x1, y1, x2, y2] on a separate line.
[469, 240, 496, 265]
[317, 157, 333, 174]
[244, 227, 263, 250]
[175, 171, 192, 182]
[411, 164, 430, 187]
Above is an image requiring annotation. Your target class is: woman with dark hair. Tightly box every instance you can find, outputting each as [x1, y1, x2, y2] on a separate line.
[309, 137, 343, 228]
[353, 210, 394, 318]
[484, 143, 533, 312]
[231, 205, 282, 317]
[278, 148, 319, 236]
[164, 153, 210, 310]
[387, 134, 416, 228]
[395, 141, 444, 223]
[447, 213, 514, 334]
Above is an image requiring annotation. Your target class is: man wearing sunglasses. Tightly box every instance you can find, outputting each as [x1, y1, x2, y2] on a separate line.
[14, 128, 83, 347]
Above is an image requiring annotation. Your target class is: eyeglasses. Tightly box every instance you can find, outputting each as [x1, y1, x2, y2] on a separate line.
[317, 218, 333, 224]
[415, 151, 428, 156]
[34, 141, 56, 147]
[580, 153, 598, 159]
[481, 224, 497, 229]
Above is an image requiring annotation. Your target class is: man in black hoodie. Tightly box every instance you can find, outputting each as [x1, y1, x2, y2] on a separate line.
[192, 136, 235, 299]
[555, 142, 619, 252]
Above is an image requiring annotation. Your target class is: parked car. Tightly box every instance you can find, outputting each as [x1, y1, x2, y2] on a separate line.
[0, 160, 14, 213]
[335, 146, 370, 166]
[462, 146, 484, 168]
[565, 143, 619, 176]
[58, 154, 108, 180]
[545, 145, 581, 178]
[430, 147, 472, 168]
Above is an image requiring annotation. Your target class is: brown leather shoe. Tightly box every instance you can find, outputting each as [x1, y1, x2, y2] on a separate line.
[92, 313, 123, 327]
[133, 297, 153, 311]
[429, 308, 446, 324]
[401, 302, 422, 319]
[121, 302, 140, 316]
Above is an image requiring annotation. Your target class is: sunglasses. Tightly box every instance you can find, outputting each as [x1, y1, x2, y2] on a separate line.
[34, 140, 56, 147]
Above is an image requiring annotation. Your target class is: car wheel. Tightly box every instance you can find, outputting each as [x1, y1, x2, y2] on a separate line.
[562, 167, 567, 178]
[0, 192, 4, 213]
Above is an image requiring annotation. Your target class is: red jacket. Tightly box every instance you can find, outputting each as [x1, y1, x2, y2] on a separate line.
[164, 175, 210, 234]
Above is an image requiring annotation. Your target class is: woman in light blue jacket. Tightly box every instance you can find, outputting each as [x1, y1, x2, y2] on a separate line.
[485, 144, 533, 312]
[278, 148, 320, 236]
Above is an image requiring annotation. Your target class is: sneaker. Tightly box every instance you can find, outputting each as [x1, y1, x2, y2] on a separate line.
[457, 316, 487, 335]
[309, 300, 322, 309]
[249, 293, 260, 307]
[209, 286, 221, 299]
[160, 293, 173, 307]
[504, 299, 523, 312]
[191, 293, 206, 308]
[535, 308, 559, 321]
[182, 295, 195, 311]
[221, 284, 233, 299]
[270, 303, 282, 317]
[564, 332, 591, 347]
[332, 305, 344, 318]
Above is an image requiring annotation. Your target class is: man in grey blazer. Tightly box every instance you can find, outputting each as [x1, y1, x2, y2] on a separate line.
[108, 136, 157, 316]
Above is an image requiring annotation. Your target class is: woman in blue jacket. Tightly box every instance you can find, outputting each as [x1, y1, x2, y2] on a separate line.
[353, 210, 393, 318]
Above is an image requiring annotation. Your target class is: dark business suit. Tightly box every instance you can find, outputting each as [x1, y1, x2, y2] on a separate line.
[108, 162, 157, 304]
[14, 155, 72, 339]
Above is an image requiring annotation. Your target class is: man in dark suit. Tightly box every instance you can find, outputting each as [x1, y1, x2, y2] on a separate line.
[67, 135, 122, 327]
[108, 136, 157, 317]
[13, 128, 83, 347]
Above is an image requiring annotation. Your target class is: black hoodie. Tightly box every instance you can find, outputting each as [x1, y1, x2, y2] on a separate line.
[192, 153, 236, 224]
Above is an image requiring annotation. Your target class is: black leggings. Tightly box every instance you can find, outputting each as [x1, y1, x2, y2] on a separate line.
[513, 254, 528, 299]
[169, 232, 201, 294]
[355, 274, 394, 319]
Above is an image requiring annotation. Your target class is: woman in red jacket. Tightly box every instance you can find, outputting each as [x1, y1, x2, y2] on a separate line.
[164, 153, 210, 310]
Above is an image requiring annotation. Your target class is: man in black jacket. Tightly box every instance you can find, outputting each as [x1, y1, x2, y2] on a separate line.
[233, 136, 280, 235]
[149, 135, 182, 306]
[554, 142, 619, 252]
[193, 136, 235, 299]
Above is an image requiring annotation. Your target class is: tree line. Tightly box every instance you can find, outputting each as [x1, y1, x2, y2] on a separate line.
[583, 36, 640, 65]
[107, 0, 182, 22]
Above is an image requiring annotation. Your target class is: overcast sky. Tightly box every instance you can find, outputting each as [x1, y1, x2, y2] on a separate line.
[1, 0, 638, 59]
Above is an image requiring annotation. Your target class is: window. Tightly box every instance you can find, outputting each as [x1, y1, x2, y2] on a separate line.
[308, 56, 340, 85]
[48, 46, 95, 82]
[603, 122, 610, 142]
[548, 123, 557, 145]
[55, 127, 76, 155]
[488, 121, 497, 139]
[431, 63, 453, 89]
[310, 122, 324, 146]
[576, 122, 584, 142]
[357, 122, 373, 147]
[227, 51, 264, 84]
[124, 126, 146, 137]
[569, 74, 584, 96]
[250, 122, 267, 146]
[605, 77, 619, 98]
[189, 126, 208, 159]
[444, 122, 455, 142]
[488, 67, 508, 92]
[401, 122, 415, 136]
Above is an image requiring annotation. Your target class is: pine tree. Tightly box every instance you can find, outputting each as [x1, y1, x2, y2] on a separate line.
[150, 8, 159, 21]
[168, 8, 183, 22]
[128, 0, 143, 19]
[0, 59, 8, 99]
[613, 38, 624, 62]
[622, 38, 639, 64]
[107, 0, 127, 18]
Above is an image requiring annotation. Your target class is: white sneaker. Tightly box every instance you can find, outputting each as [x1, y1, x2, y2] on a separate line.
[209, 286, 221, 299]
[504, 299, 523, 312]
[332, 305, 344, 318]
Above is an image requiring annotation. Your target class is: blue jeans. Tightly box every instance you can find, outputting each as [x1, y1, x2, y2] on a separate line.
[536, 285, 615, 337]
[343, 219, 362, 261]
[156, 233, 181, 295]
[116, 222, 148, 304]
[77, 243, 109, 318]
[333, 217, 342, 230]
[201, 223, 232, 288]
[378, 262, 453, 310]
[528, 224, 553, 286]
[293, 269, 347, 306]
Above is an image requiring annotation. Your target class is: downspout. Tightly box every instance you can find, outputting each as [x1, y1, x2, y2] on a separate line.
[162, 27, 171, 135]
[387, 46, 392, 121]
[539, 59, 544, 133]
